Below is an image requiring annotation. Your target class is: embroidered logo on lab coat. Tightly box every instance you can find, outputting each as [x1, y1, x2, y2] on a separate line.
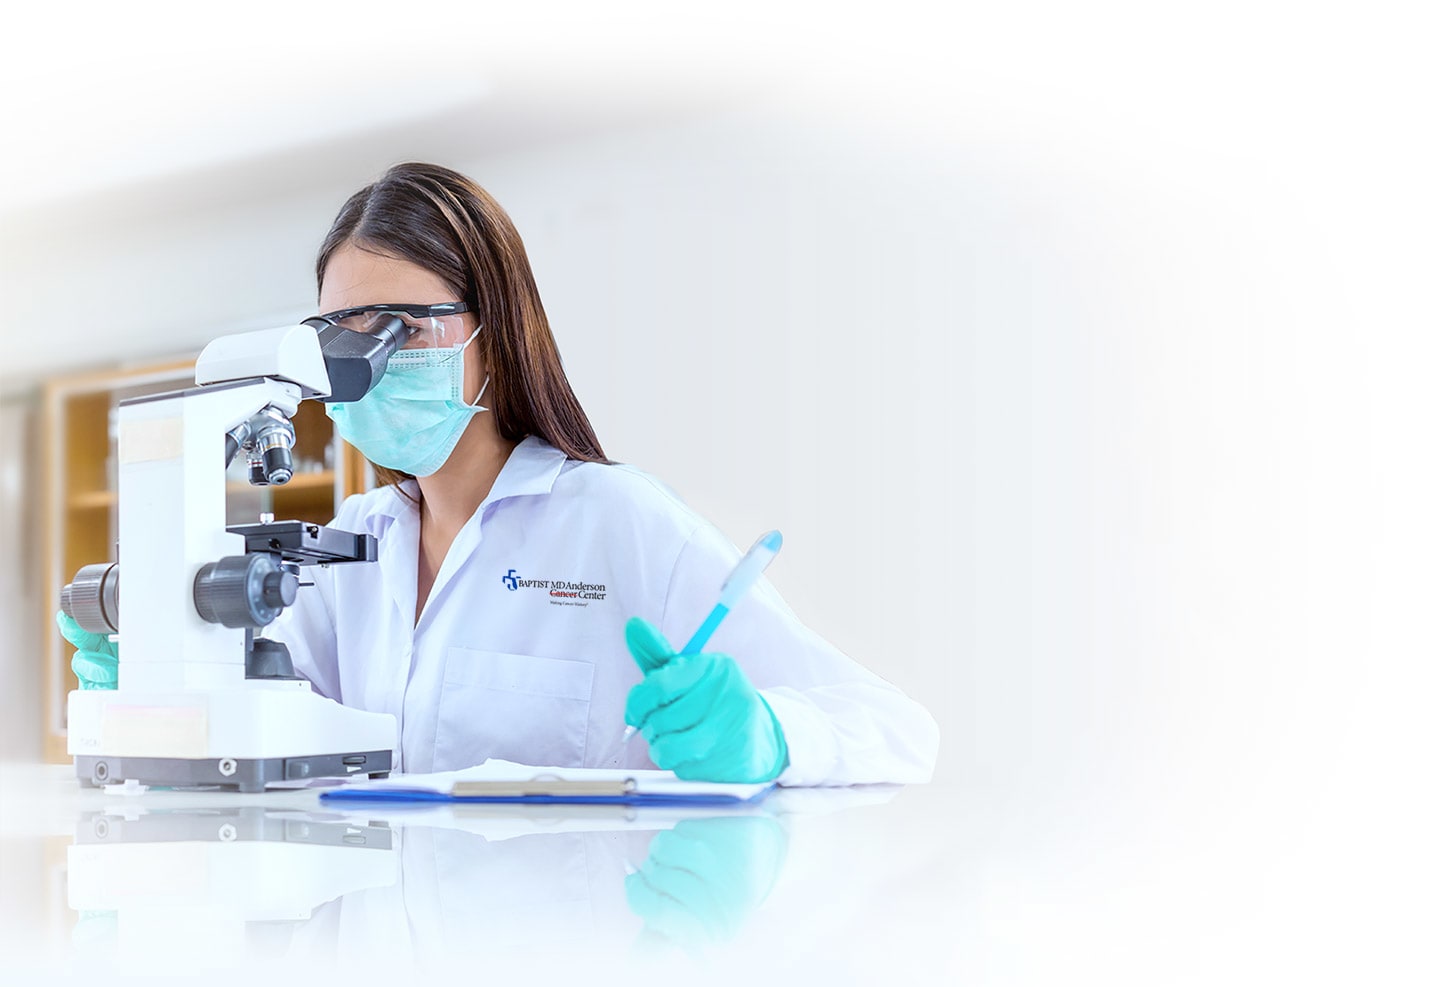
[502, 569, 607, 606]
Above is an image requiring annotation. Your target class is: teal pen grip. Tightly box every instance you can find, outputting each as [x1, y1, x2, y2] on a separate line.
[682, 603, 730, 656]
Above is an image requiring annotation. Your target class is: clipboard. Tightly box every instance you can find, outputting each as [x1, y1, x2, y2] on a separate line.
[318, 760, 776, 807]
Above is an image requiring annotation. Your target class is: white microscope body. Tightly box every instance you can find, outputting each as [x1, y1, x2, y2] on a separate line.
[66, 322, 398, 791]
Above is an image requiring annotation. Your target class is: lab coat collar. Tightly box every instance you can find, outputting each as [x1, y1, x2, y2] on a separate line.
[364, 435, 568, 528]
[479, 435, 569, 511]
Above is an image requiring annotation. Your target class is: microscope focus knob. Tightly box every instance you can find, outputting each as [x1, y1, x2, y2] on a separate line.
[262, 569, 299, 609]
[62, 563, 121, 634]
[193, 555, 294, 628]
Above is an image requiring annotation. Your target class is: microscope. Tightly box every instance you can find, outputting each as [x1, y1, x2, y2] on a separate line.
[61, 315, 414, 792]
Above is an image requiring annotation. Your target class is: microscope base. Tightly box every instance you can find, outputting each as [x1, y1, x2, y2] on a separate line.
[75, 751, 392, 793]
[68, 683, 398, 792]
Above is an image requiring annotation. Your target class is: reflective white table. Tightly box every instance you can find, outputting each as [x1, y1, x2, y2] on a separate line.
[0, 764, 949, 985]
[3, 756, 1428, 986]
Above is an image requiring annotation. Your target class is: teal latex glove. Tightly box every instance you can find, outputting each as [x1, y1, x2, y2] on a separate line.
[623, 617, 788, 783]
[56, 611, 118, 690]
[625, 816, 789, 948]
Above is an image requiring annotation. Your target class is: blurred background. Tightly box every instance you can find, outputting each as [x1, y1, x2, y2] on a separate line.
[0, 0, 1436, 974]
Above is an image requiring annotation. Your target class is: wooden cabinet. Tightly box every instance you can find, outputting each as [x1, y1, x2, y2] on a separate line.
[40, 360, 373, 762]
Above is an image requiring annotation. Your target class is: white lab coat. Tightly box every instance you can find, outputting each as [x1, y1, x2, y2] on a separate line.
[269, 436, 938, 785]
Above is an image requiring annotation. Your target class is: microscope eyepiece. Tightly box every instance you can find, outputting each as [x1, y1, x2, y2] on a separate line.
[307, 314, 415, 402]
[366, 313, 413, 353]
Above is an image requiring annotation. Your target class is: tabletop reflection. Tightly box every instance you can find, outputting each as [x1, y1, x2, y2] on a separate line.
[59, 795, 826, 976]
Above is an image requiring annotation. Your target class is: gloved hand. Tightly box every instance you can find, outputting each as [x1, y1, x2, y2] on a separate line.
[625, 816, 789, 948]
[55, 611, 118, 690]
[623, 617, 788, 783]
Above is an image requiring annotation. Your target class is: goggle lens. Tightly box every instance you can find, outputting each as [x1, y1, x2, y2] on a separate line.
[319, 303, 473, 349]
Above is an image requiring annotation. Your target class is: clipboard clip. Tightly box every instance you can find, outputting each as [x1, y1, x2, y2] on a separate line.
[450, 774, 639, 798]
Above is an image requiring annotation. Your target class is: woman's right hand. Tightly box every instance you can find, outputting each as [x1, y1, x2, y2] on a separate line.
[55, 611, 118, 690]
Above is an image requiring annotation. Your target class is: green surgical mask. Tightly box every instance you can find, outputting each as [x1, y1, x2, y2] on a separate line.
[326, 327, 487, 477]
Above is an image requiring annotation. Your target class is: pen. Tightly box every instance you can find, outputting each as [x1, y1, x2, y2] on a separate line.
[624, 530, 784, 744]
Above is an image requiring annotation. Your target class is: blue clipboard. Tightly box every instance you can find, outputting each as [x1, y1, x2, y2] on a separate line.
[319, 785, 775, 807]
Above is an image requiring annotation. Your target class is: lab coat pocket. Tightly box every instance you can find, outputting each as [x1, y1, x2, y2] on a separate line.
[436, 648, 595, 771]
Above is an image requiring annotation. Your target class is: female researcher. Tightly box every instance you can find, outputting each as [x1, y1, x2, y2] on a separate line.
[68, 162, 939, 785]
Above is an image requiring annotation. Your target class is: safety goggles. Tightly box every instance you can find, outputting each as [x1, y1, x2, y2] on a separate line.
[317, 302, 474, 349]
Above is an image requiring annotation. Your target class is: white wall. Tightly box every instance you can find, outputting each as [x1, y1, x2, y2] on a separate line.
[0, 397, 40, 761]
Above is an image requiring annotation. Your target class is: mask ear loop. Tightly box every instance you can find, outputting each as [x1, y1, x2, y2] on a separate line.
[460, 324, 489, 411]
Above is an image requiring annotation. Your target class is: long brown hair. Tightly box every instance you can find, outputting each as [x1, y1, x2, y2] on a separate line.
[316, 162, 608, 490]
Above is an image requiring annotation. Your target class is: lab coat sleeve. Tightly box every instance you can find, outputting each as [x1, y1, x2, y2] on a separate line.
[659, 522, 939, 787]
[266, 557, 342, 701]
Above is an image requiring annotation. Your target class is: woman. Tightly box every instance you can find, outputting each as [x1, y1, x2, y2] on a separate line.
[66, 162, 939, 786]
